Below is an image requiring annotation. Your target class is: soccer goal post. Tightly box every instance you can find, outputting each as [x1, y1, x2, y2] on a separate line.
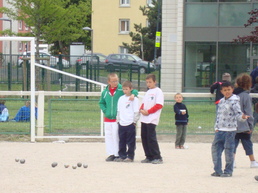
[0, 36, 107, 142]
[0, 37, 37, 141]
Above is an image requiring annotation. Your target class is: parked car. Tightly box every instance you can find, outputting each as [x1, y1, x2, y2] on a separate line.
[104, 54, 156, 74]
[76, 53, 107, 69]
[18, 51, 69, 68]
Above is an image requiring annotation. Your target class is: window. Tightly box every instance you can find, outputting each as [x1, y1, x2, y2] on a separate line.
[147, 0, 154, 6]
[119, 20, 130, 33]
[119, 46, 128, 54]
[184, 42, 216, 89]
[25, 24, 29, 31]
[120, 0, 130, 6]
[219, 3, 251, 26]
[18, 21, 22, 30]
[185, 4, 218, 27]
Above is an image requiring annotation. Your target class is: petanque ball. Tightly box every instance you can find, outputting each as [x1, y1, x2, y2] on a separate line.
[83, 164, 88, 168]
[72, 165, 77, 169]
[64, 164, 69, 168]
[77, 162, 82, 167]
[15, 158, 20, 162]
[255, 176, 258, 181]
[51, 162, 58, 168]
[20, 159, 25, 164]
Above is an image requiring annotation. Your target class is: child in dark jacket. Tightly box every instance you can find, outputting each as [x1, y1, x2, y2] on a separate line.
[174, 93, 189, 149]
[210, 73, 231, 109]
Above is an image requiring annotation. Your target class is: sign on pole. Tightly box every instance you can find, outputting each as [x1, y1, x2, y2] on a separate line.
[155, 31, 161, 47]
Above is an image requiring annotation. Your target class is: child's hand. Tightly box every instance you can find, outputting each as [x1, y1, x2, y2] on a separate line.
[242, 114, 250, 119]
[182, 112, 186, 115]
[140, 109, 149, 116]
[129, 94, 135, 101]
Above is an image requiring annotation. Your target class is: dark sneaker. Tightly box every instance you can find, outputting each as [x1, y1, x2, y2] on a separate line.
[114, 157, 124, 162]
[211, 172, 221, 177]
[105, 155, 116, 162]
[221, 173, 232, 177]
[123, 158, 133, 162]
[141, 158, 152, 163]
[151, 159, 163, 164]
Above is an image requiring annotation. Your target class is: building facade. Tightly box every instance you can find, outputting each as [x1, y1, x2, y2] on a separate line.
[92, 0, 152, 55]
[0, 0, 29, 56]
[162, 0, 257, 92]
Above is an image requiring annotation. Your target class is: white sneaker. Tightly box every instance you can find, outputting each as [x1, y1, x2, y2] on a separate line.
[250, 161, 258, 168]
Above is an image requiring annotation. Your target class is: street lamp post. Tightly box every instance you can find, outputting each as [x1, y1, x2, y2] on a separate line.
[0, 18, 12, 63]
[82, 27, 93, 68]
[153, 0, 161, 62]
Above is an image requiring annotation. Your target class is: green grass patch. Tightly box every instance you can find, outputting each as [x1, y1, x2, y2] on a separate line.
[0, 98, 217, 136]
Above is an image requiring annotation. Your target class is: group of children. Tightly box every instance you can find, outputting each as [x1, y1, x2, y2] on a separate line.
[0, 100, 37, 122]
[100, 71, 258, 179]
[99, 73, 188, 164]
[210, 73, 258, 178]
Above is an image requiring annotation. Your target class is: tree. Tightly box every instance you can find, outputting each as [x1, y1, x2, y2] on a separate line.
[0, 0, 91, 90]
[0, 0, 91, 55]
[122, 0, 161, 62]
[233, 9, 258, 43]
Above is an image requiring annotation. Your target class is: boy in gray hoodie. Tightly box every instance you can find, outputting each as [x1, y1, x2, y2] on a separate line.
[211, 81, 249, 177]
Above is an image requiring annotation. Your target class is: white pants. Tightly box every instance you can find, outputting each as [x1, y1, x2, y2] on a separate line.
[104, 122, 119, 156]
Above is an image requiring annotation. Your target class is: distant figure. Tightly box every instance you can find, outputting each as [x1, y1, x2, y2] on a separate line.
[250, 62, 258, 88]
[0, 96, 9, 122]
[210, 73, 231, 110]
[12, 101, 38, 122]
[174, 93, 189, 149]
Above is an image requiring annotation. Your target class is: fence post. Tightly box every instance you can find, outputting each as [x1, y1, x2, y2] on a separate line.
[8, 62, 11, 90]
[58, 54, 63, 91]
[26, 61, 30, 91]
[37, 91, 45, 141]
[76, 61, 80, 92]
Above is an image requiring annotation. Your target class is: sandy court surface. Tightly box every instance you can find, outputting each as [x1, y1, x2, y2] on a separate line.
[1, 142, 258, 193]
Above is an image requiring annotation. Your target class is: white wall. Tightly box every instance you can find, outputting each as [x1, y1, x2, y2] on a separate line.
[161, 0, 184, 92]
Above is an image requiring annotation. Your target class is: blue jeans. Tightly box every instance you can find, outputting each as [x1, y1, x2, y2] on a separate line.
[211, 131, 236, 175]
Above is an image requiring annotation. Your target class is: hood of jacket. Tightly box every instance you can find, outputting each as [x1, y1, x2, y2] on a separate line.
[233, 87, 245, 95]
